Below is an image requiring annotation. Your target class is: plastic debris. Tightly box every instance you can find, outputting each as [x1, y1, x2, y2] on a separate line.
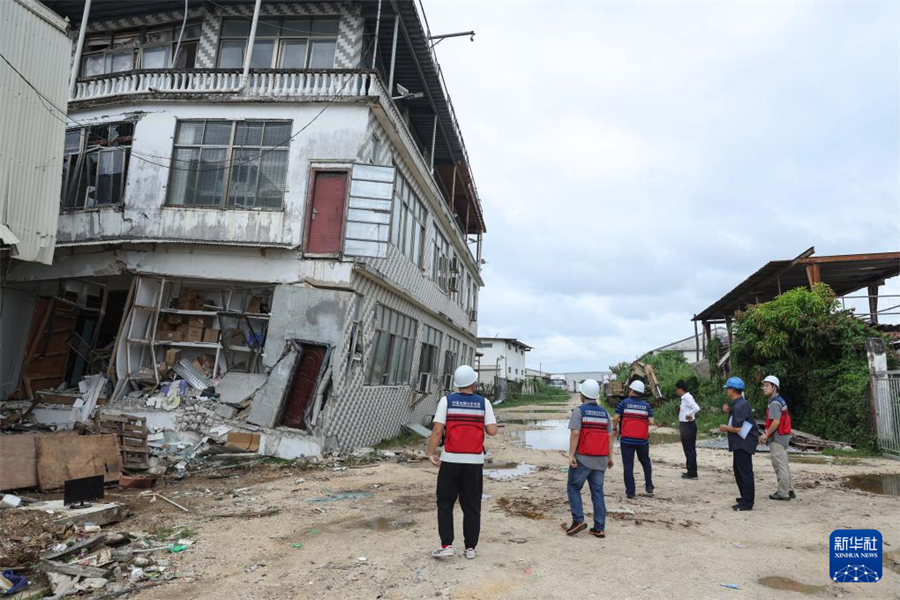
[0, 494, 22, 509]
[292, 543, 303, 549]
[308, 492, 373, 503]
[721, 583, 741, 590]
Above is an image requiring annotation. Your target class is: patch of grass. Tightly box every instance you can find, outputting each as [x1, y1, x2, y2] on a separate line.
[375, 430, 422, 449]
[152, 525, 175, 540]
[175, 527, 196, 540]
[259, 457, 296, 466]
[821, 446, 881, 458]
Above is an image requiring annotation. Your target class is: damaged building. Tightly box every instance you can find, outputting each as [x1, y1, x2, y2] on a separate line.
[1, 0, 486, 458]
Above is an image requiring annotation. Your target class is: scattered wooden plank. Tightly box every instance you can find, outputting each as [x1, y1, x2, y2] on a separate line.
[39, 559, 109, 579]
[35, 434, 121, 490]
[42, 534, 107, 561]
[0, 434, 38, 491]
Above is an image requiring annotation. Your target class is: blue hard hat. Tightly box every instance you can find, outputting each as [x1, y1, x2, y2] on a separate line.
[724, 377, 746, 391]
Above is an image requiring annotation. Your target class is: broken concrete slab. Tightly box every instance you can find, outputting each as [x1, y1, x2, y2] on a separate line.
[247, 351, 298, 428]
[217, 373, 267, 407]
[402, 423, 431, 438]
[40, 559, 109, 579]
[214, 404, 238, 419]
[20, 500, 127, 528]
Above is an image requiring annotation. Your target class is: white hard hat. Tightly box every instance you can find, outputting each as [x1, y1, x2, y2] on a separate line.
[453, 365, 478, 388]
[579, 379, 600, 400]
[629, 380, 646, 394]
[763, 375, 780, 388]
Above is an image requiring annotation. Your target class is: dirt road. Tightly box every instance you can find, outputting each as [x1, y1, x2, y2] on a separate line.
[121, 395, 899, 600]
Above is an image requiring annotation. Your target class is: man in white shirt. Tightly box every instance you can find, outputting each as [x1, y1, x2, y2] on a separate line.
[675, 380, 701, 480]
[427, 365, 498, 560]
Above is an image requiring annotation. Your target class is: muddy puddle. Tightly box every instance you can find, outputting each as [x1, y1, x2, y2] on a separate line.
[789, 454, 860, 466]
[508, 419, 684, 450]
[757, 576, 826, 595]
[484, 463, 537, 480]
[341, 516, 416, 531]
[842, 473, 900, 496]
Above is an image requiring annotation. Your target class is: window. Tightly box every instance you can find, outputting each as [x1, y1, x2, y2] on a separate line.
[366, 305, 418, 385]
[217, 17, 339, 69]
[81, 23, 201, 77]
[167, 120, 290, 210]
[432, 230, 451, 292]
[418, 325, 443, 383]
[441, 336, 461, 390]
[61, 122, 133, 210]
[390, 174, 427, 267]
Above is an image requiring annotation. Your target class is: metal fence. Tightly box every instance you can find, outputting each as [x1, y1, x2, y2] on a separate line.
[873, 371, 900, 458]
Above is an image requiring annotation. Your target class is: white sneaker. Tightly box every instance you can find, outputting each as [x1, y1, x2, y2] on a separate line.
[431, 546, 453, 558]
[464, 548, 476, 560]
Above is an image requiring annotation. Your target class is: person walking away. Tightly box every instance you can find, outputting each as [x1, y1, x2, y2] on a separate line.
[759, 375, 795, 501]
[614, 381, 655, 499]
[675, 380, 701, 480]
[564, 379, 615, 538]
[719, 377, 760, 511]
[427, 365, 497, 560]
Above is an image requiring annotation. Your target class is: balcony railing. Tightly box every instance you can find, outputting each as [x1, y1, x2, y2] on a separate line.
[71, 69, 377, 103]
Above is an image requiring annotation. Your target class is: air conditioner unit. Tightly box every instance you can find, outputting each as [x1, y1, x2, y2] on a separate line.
[450, 256, 460, 273]
[469, 309, 477, 322]
[443, 373, 454, 391]
[448, 276, 459, 292]
[418, 371, 432, 393]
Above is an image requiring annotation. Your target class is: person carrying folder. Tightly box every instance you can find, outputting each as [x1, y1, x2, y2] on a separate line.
[719, 377, 760, 511]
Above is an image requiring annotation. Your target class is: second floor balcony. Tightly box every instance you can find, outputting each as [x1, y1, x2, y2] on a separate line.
[71, 68, 377, 104]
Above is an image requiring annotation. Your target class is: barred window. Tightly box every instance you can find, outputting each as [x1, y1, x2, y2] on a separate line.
[366, 305, 418, 386]
[61, 122, 133, 211]
[441, 336, 461, 391]
[217, 17, 338, 69]
[81, 23, 201, 77]
[390, 174, 427, 267]
[432, 231, 451, 292]
[167, 120, 290, 210]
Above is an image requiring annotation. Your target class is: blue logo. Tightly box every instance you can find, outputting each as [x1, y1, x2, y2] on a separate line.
[830, 529, 882, 583]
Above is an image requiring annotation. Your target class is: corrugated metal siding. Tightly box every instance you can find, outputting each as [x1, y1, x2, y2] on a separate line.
[0, 0, 68, 264]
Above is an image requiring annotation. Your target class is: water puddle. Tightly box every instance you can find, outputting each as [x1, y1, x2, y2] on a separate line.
[790, 455, 860, 466]
[842, 473, 900, 496]
[757, 576, 826, 595]
[308, 491, 374, 503]
[508, 419, 683, 450]
[648, 432, 681, 445]
[484, 463, 537, 480]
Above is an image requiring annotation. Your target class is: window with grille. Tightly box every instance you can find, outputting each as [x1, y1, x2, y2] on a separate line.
[390, 174, 428, 267]
[167, 120, 291, 210]
[81, 23, 201, 77]
[432, 231, 451, 292]
[441, 336, 461, 390]
[217, 17, 339, 69]
[366, 305, 418, 386]
[61, 122, 134, 211]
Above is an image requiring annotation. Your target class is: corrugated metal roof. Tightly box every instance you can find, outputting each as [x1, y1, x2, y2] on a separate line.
[0, 0, 69, 264]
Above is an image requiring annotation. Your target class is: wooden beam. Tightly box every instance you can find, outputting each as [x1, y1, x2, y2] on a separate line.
[806, 263, 822, 287]
[797, 251, 900, 264]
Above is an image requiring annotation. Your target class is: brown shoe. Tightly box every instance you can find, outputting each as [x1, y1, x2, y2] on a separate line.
[563, 521, 587, 535]
[589, 528, 606, 538]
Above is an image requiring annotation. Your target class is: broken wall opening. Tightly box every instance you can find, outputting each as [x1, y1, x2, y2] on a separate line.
[279, 342, 331, 431]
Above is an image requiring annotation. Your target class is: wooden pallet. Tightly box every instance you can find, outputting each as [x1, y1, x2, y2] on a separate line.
[95, 413, 149, 471]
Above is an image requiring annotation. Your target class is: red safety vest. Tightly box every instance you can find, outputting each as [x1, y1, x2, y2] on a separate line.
[765, 396, 792, 435]
[577, 404, 610, 456]
[620, 401, 650, 440]
[444, 393, 486, 454]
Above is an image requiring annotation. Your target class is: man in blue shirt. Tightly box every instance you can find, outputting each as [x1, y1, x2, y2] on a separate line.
[719, 377, 760, 511]
[613, 380, 655, 499]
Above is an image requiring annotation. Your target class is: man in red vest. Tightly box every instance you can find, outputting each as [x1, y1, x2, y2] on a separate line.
[564, 379, 614, 538]
[759, 375, 795, 501]
[427, 365, 497, 560]
[613, 381, 655, 499]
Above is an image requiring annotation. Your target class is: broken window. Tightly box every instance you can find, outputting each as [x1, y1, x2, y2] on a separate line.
[432, 230, 451, 292]
[61, 122, 133, 211]
[167, 120, 290, 210]
[417, 324, 443, 389]
[217, 17, 339, 69]
[80, 23, 200, 77]
[365, 304, 417, 386]
[390, 174, 428, 268]
[441, 336, 461, 391]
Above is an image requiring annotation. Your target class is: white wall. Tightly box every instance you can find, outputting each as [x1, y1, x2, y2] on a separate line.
[57, 102, 371, 247]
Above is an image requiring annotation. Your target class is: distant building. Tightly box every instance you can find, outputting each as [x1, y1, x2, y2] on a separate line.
[477, 338, 532, 385]
[648, 327, 729, 364]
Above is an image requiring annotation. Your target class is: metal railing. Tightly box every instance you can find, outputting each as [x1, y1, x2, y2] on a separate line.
[72, 68, 376, 102]
[873, 370, 900, 458]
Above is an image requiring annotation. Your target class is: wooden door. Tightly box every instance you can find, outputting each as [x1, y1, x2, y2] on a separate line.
[280, 345, 327, 430]
[305, 171, 348, 255]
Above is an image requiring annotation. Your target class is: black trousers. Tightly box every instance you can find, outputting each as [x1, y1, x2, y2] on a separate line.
[620, 443, 653, 496]
[732, 449, 755, 508]
[436, 462, 483, 549]
[679, 421, 698, 476]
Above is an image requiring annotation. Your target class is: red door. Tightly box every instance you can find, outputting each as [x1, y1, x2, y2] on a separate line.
[305, 171, 348, 255]
[280, 345, 327, 430]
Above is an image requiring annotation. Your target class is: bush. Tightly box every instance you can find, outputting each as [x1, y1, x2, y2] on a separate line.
[730, 283, 897, 450]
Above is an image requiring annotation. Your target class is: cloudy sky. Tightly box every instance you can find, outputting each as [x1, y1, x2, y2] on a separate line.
[422, 0, 900, 373]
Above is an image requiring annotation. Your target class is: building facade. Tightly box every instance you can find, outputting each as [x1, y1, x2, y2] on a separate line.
[0, 1, 486, 454]
[477, 338, 532, 385]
